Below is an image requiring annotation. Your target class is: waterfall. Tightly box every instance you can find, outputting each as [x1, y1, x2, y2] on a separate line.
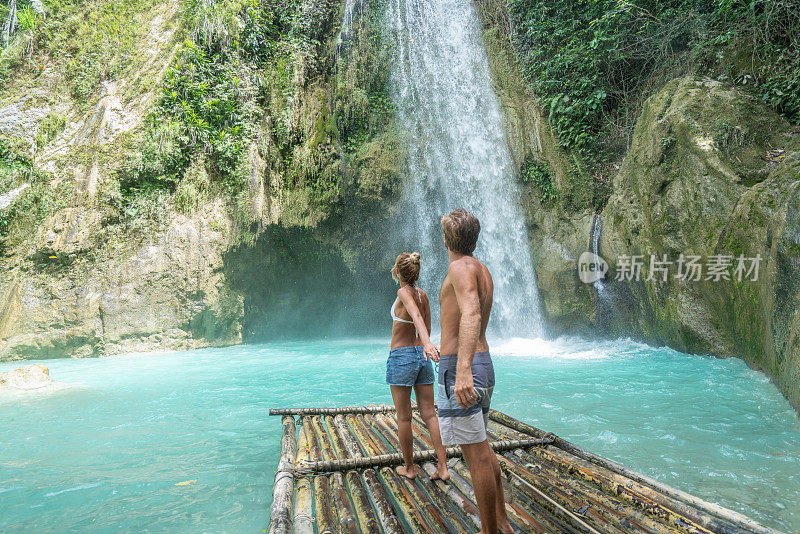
[336, 0, 364, 56]
[384, 0, 544, 338]
[591, 213, 612, 328]
[591, 214, 605, 292]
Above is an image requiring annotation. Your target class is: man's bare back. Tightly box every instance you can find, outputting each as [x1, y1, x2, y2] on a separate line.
[439, 255, 494, 356]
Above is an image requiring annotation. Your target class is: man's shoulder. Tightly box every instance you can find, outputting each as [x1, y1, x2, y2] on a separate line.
[450, 256, 485, 274]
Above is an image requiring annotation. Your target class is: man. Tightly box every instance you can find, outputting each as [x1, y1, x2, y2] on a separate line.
[436, 209, 513, 534]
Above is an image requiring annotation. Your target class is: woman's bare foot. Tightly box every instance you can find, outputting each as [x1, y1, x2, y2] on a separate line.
[430, 465, 450, 482]
[396, 464, 418, 479]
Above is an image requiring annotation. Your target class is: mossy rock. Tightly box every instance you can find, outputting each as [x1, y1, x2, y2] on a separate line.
[601, 76, 800, 408]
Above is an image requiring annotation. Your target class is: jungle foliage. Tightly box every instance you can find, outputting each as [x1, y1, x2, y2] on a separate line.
[0, 137, 70, 254]
[509, 0, 800, 165]
[119, 0, 343, 224]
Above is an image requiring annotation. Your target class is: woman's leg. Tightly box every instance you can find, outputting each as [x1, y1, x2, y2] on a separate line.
[414, 383, 450, 481]
[390, 385, 417, 478]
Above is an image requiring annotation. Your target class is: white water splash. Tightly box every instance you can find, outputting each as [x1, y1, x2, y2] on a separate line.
[385, 0, 544, 337]
[492, 335, 653, 360]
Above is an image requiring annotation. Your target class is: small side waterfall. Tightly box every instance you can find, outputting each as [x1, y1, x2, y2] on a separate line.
[336, 0, 364, 55]
[384, 0, 544, 337]
[591, 214, 605, 292]
[591, 213, 613, 328]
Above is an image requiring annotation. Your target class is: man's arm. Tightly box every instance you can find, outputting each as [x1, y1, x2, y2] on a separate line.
[451, 262, 481, 408]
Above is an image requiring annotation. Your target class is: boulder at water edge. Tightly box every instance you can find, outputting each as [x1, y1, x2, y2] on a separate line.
[0, 364, 54, 390]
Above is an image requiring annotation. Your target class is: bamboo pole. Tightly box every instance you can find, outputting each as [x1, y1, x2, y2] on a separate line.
[367, 416, 464, 534]
[324, 415, 366, 534]
[347, 415, 404, 533]
[313, 475, 338, 534]
[417, 462, 478, 534]
[295, 437, 553, 473]
[344, 470, 381, 534]
[325, 415, 355, 458]
[311, 415, 336, 461]
[377, 466, 435, 532]
[270, 405, 407, 416]
[267, 416, 296, 534]
[331, 473, 358, 534]
[309, 417, 342, 533]
[443, 453, 535, 533]
[420, 462, 481, 531]
[347, 414, 383, 456]
[303, 416, 322, 463]
[489, 410, 781, 534]
[332, 414, 364, 458]
[509, 447, 681, 534]
[293, 419, 315, 534]
[362, 469, 404, 534]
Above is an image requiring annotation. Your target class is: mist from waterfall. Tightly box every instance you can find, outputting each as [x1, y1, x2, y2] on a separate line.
[384, 0, 544, 337]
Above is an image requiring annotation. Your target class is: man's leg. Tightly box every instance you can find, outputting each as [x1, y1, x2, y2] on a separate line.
[461, 440, 498, 534]
[488, 445, 513, 533]
[390, 385, 417, 478]
[462, 440, 513, 534]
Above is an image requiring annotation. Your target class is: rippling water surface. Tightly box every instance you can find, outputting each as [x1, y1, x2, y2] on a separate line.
[1, 337, 798, 532]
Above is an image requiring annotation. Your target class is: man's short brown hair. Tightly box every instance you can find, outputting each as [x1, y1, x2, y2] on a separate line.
[441, 209, 480, 255]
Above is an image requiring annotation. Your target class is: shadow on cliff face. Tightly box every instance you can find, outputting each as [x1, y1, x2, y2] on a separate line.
[223, 224, 396, 341]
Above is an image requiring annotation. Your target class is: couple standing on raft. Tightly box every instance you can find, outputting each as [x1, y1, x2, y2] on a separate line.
[387, 208, 512, 534]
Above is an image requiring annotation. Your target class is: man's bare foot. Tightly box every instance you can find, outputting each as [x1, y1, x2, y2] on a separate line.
[430, 465, 450, 482]
[477, 524, 514, 534]
[396, 464, 418, 479]
[498, 520, 515, 534]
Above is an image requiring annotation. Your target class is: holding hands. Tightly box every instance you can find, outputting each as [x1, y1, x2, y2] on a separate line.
[423, 342, 440, 362]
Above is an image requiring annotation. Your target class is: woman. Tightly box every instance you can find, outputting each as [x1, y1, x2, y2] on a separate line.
[387, 252, 449, 481]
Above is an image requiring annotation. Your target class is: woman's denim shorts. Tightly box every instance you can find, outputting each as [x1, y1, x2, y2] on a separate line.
[386, 345, 435, 386]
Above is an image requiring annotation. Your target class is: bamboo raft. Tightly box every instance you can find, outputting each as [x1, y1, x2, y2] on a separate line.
[267, 405, 783, 534]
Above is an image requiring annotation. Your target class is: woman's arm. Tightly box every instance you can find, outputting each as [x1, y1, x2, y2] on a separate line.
[398, 287, 438, 360]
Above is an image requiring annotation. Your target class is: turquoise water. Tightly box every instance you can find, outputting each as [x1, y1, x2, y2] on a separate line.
[1, 337, 799, 532]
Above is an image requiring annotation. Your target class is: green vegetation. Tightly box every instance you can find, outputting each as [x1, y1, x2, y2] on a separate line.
[0, 0, 46, 76]
[1, 0, 159, 99]
[2, 0, 399, 245]
[35, 112, 66, 148]
[118, 0, 354, 225]
[0, 136, 70, 254]
[509, 0, 800, 169]
[334, 2, 395, 155]
[521, 158, 558, 205]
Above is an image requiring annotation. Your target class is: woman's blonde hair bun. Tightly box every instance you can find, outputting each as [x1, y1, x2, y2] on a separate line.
[392, 252, 422, 285]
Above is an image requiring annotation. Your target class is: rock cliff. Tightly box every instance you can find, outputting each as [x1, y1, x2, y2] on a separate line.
[599, 77, 800, 407]
[0, 0, 399, 359]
